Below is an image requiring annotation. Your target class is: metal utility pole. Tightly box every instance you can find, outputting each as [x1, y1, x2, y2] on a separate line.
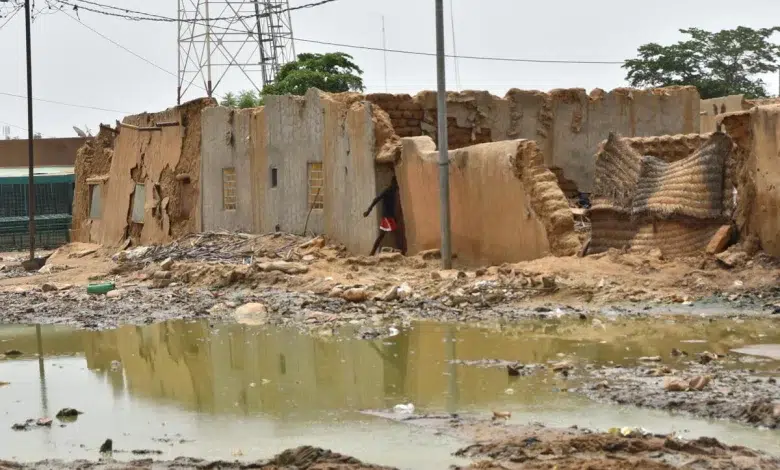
[24, 0, 36, 260]
[435, 0, 452, 269]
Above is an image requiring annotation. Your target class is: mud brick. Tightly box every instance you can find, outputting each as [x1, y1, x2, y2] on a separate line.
[706, 225, 733, 254]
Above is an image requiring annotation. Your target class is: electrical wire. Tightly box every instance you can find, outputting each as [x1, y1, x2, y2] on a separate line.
[0, 3, 21, 30]
[49, 0, 338, 24]
[0, 91, 130, 113]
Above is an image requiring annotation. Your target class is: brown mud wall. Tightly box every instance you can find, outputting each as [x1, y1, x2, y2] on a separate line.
[396, 137, 578, 266]
[72, 98, 216, 246]
[720, 105, 780, 256]
[359, 86, 700, 194]
[0, 137, 86, 168]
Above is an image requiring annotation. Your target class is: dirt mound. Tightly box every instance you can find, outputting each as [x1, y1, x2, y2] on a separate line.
[455, 432, 777, 469]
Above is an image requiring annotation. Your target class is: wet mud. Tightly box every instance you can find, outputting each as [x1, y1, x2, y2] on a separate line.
[578, 361, 780, 430]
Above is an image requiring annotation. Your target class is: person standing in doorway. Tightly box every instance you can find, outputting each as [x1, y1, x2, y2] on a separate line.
[363, 176, 406, 256]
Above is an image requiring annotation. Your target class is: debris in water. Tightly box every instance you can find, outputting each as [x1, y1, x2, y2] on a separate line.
[671, 348, 688, 357]
[504, 388, 515, 395]
[638, 356, 662, 363]
[99, 438, 113, 454]
[36, 418, 52, 427]
[393, 403, 415, 414]
[698, 351, 720, 365]
[56, 408, 83, 421]
[3, 350, 23, 357]
[506, 363, 524, 376]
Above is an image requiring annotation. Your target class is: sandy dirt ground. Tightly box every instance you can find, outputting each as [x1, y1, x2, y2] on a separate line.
[1, 233, 779, 468]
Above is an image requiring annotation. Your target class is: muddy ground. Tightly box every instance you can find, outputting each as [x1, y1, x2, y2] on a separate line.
[3, 422, 779, 469]
[1, 234, 780, 468]
[577, 360, 780, 430]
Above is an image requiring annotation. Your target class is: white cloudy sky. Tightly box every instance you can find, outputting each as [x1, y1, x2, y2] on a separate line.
[1, 0, 779, 137]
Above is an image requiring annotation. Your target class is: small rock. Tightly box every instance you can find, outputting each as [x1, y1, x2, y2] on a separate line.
[506, 363, 524, 376]
[492, 411, 511, 420]
[41, 283, 57, 293]
[378, 252, 403, 263]
[706, 225, 734, 255]
[153, 270, 172, 280]
[159, 257, 174, 271]
[302, 255, 316, 262]
[457, 271, 467, 279]
[541, 276, 556, 289]
[430, 271, 442, 281]
[715, 250, 748, 269]
[380, 286, 399, 302]
[397, 283, 413, 300]
[256, 261, 308, 275]
[342, 288, 369, 303]
[671, 348, 688, 357]
[648, 248, 664, 260]
[100, 439, 113, 454]
[552, 361, 573, 372]
[106, 289, 126, 299]
[475, 268, 487, 277]
[207, 303, 231, 315]
[419, 249, 441, 260]
[3, 350, 23, 358]
[234, 302, 268, 325]
[593, 381, 610, 390]
[698, 351, 719, 365]
[56, 408, 83, 419]
[151, 279, 172, 289]
[110, 360, 122, 372]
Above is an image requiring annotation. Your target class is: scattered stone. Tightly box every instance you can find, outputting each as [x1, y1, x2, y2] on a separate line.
[541, 276, 556, 289]
[380, 286, 399, 302]
[706, 225, 734, 255]
[106, 288, 126, 299]
[256, 261, 308, 275]
[3, 350, 23, 357]
[475, 268, 487, 277]
[151, 279, 172, 289]
[418, 249, 441, 260]
[56, 408, 83, 419]
[153, 270, 172, 280]
[647, 248, 664, 260]
[492, 411, 511, 421]
[378, 252, 403, 263]
[552, 361, 573, 372]
[159, 257, 174, 271]
[716, 250, 748, 269]
[233, 303, 268, 325]
[593, 381, 610, 390]
[671, 348, 688, 357]
[457, 271, 467, 279]
[99, 439, 113, 454]
[342, 288, 369, 303]
[430, 271, 442, 281]
[40, 283, 58, 293]
[664, 375, 712, 392]
[698, 351, 719, 365]
[37, 418, 53, 427]
[397, 283, 413, 300]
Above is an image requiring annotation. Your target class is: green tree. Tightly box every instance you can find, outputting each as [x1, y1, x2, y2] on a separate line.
[262, 52, 364, 96]
[219, 52, 364, 107]
[624, 26, 780, 99]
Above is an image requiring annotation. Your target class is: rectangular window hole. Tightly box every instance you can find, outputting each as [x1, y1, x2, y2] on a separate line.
[131, 183, 145, 223]
[88, 184, 102, 220]
[271, 167, 278, 188]
[222, 167, 237, 210]
[307, 162, 323, 210]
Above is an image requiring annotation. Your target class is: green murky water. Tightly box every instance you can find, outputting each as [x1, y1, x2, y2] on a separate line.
[0, 316, 779, 467]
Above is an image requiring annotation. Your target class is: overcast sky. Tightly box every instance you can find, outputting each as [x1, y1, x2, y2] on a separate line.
[1, 0, 779, 138]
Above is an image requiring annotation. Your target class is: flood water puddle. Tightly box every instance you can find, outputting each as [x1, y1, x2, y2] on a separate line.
[0, 316, 779, 467]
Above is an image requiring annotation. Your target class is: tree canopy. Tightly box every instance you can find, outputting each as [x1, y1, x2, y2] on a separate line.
[623, 26, 780, 99]
[219, 52, 364, 108]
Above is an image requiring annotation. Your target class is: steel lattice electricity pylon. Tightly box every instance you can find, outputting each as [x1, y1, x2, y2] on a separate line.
[177, 0, 296, 104]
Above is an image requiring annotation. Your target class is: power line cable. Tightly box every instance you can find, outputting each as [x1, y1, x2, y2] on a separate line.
[48, 0, 624, 65]
[0, 3, 21, 30]
[0, 91, 130, 113]
[50, 0, 338, 23]
[61, 10, 208, 92]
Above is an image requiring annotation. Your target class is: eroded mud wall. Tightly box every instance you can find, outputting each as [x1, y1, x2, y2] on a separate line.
[201, 107, 254, 232]
[363, 87, 700, 194]
[721, 105, 780, 256]
[72, 98, 215, 246]
[396, 137, 577, 266]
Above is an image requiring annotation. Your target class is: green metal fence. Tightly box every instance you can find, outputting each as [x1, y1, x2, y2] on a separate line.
[0, 174, 74, 251]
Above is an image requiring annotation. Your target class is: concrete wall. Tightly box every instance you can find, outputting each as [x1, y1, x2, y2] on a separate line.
[201, 107, 254, 232]
[396, 136, 578, 266]
[72, 98, 216, 246]
[721, 105, 780, 256]
[249, 89, 392, 254]
[0, 137, 86, 167]
[364, 86, 700, 194]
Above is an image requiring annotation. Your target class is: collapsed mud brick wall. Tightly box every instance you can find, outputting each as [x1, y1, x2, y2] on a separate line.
[250, 89, 397, 255]
[360, 86, 700, 194]
[72, 98, 216, 246]
[720, 105, 780, 257]
[396, 136, 579, 266]
[589, 132, 733, 257]
[201, 107, 254, 233]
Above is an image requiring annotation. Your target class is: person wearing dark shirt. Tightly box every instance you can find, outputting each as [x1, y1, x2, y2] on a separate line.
[363, 176, 405, 256]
